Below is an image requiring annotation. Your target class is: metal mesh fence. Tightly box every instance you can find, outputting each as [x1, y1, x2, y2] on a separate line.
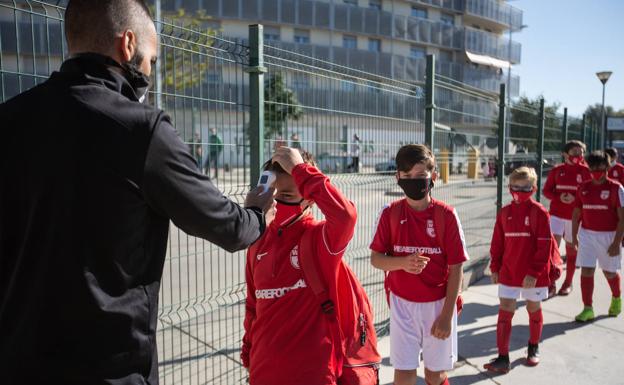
[0, 2, 599, 384]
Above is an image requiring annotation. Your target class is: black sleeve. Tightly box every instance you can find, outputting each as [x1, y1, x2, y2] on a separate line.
[142, 115, 264, 252]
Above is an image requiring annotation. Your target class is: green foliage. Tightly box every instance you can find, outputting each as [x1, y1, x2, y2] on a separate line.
[264, 73, 303, 140]
[159, 9, 219, 92]
[509, 95, 561, 152]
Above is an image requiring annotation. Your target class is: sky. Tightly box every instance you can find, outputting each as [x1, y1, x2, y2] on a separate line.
[511, 0, 624, 117]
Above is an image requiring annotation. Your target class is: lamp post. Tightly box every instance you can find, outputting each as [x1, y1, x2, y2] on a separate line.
[596, 71, 612, 148]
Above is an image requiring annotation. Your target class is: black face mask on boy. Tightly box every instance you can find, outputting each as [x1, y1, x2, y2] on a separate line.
[397, 178, 434, 201]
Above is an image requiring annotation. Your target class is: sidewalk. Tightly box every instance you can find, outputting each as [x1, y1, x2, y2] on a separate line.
[377, 270, 624, 385]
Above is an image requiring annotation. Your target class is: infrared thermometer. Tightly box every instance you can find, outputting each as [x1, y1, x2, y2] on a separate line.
[257, 171, 276, 194]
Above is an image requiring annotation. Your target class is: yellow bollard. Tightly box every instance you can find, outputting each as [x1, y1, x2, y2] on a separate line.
[438, 149, 450, 184]
[467, 148, 480, 179]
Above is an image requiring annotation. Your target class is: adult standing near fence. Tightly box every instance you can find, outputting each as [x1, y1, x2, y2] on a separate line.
[204, 127, 223, 179]
[0, 1, 274, 384]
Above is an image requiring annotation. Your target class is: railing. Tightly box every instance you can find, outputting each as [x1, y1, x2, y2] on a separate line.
[465, 0, 524, 30]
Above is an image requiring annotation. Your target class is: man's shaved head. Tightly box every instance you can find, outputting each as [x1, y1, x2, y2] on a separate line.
[65, 0, 153, 56]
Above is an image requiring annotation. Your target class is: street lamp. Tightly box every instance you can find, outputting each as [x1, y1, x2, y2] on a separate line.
[596, 71, 612, 148]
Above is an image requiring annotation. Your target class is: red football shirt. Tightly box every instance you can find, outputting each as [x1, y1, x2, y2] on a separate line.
[370, 198, 469, 303]
[576, 179, 624, 232]
[608, 163, 624, 186]
[543, 163, 591, 219]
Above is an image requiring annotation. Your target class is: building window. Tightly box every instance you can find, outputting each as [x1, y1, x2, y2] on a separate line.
[410, 45, 426, 59]
[368, 38, 381, 52]
[343, 35, 357, 49]
[369, 0, 382, 10]
[439, 50, 453, 61]
[294, 29, 310, 44]
[293, 73, 309, 89]
[343, 0, 358, 6]
[263, 26, 280, 41]
[411, 6, 427, 19]
[342, 81, 356, 92]
[440, 13, 454, 26]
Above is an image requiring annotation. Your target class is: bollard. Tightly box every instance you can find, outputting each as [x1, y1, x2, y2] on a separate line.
[438, 149, 450, 184]
[467, 147, 480, 179]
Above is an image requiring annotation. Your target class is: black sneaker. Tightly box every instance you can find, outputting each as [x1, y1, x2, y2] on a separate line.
[527, 343, 540, 366]
[484, 354, 510, 373]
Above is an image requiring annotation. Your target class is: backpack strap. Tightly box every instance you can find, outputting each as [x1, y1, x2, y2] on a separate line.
[299, 225, 335, 315]
[298, 224, 345, 374]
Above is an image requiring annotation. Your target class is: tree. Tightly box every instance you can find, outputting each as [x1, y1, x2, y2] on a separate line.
[508, 95, 561, 152]
[264, 73, 303, 140]
[585, 104, 624, 143]
[156, 8, 218, 92]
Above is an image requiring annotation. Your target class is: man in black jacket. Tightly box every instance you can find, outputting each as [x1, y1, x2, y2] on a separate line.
[0, 1, 274, 384]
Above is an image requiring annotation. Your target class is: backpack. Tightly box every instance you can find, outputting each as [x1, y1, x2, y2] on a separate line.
[386, 200, 464, 315]
[247, 225, 381, 380]
[500, 203, 563, 284]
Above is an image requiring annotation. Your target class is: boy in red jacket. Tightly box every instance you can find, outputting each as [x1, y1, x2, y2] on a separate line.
[605, 147, 624, 186]
[543, 140, 591, 296]
[370, 144, 468, 385]
[241, 147, 378, 385]
[484, 167, 552, 373]
[572, 151, 623, 322]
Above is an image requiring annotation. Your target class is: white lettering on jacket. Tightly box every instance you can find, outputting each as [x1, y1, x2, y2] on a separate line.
[255, 279, 307, 299]
[393, 245, 442, 255]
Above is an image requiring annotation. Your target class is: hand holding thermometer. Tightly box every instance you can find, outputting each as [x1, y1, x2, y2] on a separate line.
[257, 170, 276, 194]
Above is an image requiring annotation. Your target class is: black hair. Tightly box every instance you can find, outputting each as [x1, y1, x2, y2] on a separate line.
[604, 147, 618, 161]
[586, 151, 610, 169]
[65, 0, 152, 53]
[395, 144, 436, 173]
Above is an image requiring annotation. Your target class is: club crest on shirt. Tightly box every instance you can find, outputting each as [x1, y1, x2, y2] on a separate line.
[426, 219, 436, 238]
[601, 190, 610, 200]
[290, 245, 300, 269]
[576, 174, 583, 183]
[615, 171, 619, 178]
[525, 216, 530, 226]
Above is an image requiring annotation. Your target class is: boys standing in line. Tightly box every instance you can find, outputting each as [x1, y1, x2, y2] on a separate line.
[572, 151, 623, 322]
[484, 167, 552, 373]
[370, 144, 468, 385]
[543, 140, 591, 296]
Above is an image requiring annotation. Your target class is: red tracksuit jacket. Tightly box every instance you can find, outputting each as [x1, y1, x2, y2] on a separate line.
[489, 199, 551, 287]
[608, 163, 624, 186]
[543, 163, 591, 220]
[241, 163, 357, 385]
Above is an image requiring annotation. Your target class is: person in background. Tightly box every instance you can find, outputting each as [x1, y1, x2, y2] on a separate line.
[350, 133, 361, 173]
[605, 147, 624, 185]
[542, 140, 591, 297]
[204, 127, 223, 179]
[572, 151, 623, 322]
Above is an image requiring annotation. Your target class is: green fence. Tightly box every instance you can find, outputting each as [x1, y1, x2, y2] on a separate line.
[0, 2, 603, 384]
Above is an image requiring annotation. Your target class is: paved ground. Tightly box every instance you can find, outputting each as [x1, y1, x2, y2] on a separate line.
[378, 270, 624, 385]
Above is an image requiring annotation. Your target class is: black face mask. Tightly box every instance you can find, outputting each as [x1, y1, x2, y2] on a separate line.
[398, 178, 434, 201]
[121, 51, 151, 104]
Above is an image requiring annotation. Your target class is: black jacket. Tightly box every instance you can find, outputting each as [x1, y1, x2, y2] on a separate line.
[0, 54, 265, 384]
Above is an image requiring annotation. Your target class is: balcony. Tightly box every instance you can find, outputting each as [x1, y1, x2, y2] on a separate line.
[462, 65, 519, 96]
[465, 0, 524, 31]
[465, 27, 521, 63]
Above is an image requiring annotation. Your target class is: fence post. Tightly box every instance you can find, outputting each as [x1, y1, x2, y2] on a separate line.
[536, 98, 545, 202]
[425, 54, 435, 149]
[496, 83, 506, 213]
[562, 107, 568, 146]
[248, 24, 267, 188]
[581, 113, 586, 146]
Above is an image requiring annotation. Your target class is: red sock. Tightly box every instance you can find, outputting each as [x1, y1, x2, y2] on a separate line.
[496, 309, 514, 355]
[564, 245, 577, 285]
[607, 273, 621, 298]
[581, 275, 594, 307]
[528, 309, 543, 345]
